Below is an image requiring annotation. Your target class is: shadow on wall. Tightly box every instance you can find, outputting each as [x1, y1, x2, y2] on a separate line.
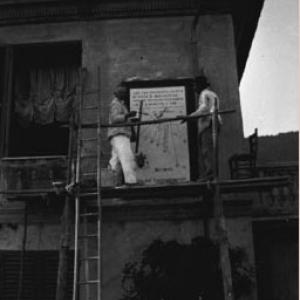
[120, 237, 254, 300]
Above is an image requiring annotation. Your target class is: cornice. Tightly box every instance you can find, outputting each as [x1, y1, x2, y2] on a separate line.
[0, 0, 231, 26]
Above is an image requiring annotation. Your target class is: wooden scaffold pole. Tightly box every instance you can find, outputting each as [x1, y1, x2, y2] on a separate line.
[55, 193, 72, 300]
[211, 101, 234, 300]
[17, 203, 28, 300]
[55, 101, 76, 300]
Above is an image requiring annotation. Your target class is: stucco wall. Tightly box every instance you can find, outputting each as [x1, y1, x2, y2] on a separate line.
[102, 216, 256, 300]
[0, 222, 61, 250]
[0, 14, 249, 298]
[0, 213, 256, 300]
[0, 14, 244, 178]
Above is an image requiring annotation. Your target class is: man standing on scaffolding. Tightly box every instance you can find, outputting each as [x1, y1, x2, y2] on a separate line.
[107, 82, 138, 186]
[184, 77, 221, 179]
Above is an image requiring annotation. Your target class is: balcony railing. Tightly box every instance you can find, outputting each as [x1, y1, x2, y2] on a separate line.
[252, 161, 298, 217]
[0, 156, 67, 191]
[0, 156, 297, 219]
[0, 156, 118, 193]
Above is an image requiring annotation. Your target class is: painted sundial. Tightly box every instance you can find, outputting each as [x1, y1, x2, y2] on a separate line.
[130, 86, 190, 185]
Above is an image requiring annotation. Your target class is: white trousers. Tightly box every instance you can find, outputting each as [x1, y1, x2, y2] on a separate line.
[109, 135, 137, 184]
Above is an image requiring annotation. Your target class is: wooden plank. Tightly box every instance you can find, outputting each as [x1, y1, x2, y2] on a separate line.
[74, 110, 235, 129]
[1, 155, 67, 161]
[0, 175, 290, 198]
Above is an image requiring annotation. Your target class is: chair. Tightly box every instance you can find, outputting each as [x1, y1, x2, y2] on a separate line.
[229, 128, 258, 179]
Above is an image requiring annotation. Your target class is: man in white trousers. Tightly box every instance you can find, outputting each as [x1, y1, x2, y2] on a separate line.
[107, 83, 137, 186]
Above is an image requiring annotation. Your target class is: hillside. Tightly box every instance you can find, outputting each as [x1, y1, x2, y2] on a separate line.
[253, 131, 298, 163]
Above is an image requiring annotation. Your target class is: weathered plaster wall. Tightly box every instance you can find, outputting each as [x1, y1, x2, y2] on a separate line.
[0, 203, 257, 300]
[196, 15, 244, 177]
[0, 222, 61, 250]
[0, 14, 243, 178]
[102, 216, 256, 300]
[226, 217, 258, 300]
[0, 15, 250, 298]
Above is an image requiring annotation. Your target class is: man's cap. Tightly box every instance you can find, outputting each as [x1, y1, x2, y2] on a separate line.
[195, 76, 209, 90]
[114, 83, 127, 99]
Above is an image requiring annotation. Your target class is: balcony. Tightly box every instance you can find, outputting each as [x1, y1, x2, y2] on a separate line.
[0, 154, 296, 219]
[0, 155, 117, 196]
[0, 156, 67, 191]
[252, 161, 298, 217]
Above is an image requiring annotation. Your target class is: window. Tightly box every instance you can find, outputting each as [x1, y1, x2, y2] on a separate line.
[0, 42, 81, 157]
[125, 79, 198, 184]
[0, 250, 74, 300]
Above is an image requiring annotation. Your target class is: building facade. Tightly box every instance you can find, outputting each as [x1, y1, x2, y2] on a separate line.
[0, 1, 297, 300]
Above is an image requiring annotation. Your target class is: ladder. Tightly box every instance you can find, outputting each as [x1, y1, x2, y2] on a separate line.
[72, 67, 102, 300]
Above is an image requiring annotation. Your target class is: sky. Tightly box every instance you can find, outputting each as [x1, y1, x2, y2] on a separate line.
[239, 0, 299, 137]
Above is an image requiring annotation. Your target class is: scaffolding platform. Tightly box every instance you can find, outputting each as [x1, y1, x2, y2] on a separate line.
[1, 175, 290, 201]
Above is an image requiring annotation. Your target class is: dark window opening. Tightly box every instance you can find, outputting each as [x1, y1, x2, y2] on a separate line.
[5, 42, 81, 157]
[253, 221, 298, 300]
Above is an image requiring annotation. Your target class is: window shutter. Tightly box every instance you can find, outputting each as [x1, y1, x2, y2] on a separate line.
[0, 250, 74, 300]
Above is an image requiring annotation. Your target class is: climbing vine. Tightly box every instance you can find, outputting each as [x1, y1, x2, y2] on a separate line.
[120, 237, 254, 300]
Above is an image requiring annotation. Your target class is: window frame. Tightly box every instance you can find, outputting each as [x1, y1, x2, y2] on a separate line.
[0, 41, 82, 158]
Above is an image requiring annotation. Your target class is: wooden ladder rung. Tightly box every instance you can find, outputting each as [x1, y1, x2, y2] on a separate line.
[82, 172, 97, 176]
[80, 212, 99, 217]
[83, 105, 98, 110]
[79, 234, 98, 239]
[81, 138, 97, 142]
[81, 123, 98, 129]
[79, 280, 100, 285]
[80, 154, 98, 159]
[80, 192, 98, 197]
[81, 256, 100, 261]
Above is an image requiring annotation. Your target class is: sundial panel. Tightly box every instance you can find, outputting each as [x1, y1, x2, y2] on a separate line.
[130, 86, 190, 185]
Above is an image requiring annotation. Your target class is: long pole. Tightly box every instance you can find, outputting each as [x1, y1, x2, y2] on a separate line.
[211, 101, 234, 300]
[70, 109, 235, 129]
[56, 194, 72, 300]
[96, 66, 102, 300]
[56, 102, 76, 300]
[17, 203, 28, 300]
[72, 68, 86, 300]
[135, 100, 144, 153]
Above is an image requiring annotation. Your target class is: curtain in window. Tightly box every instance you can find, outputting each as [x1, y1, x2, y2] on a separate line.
[14, 66, 78, 127]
